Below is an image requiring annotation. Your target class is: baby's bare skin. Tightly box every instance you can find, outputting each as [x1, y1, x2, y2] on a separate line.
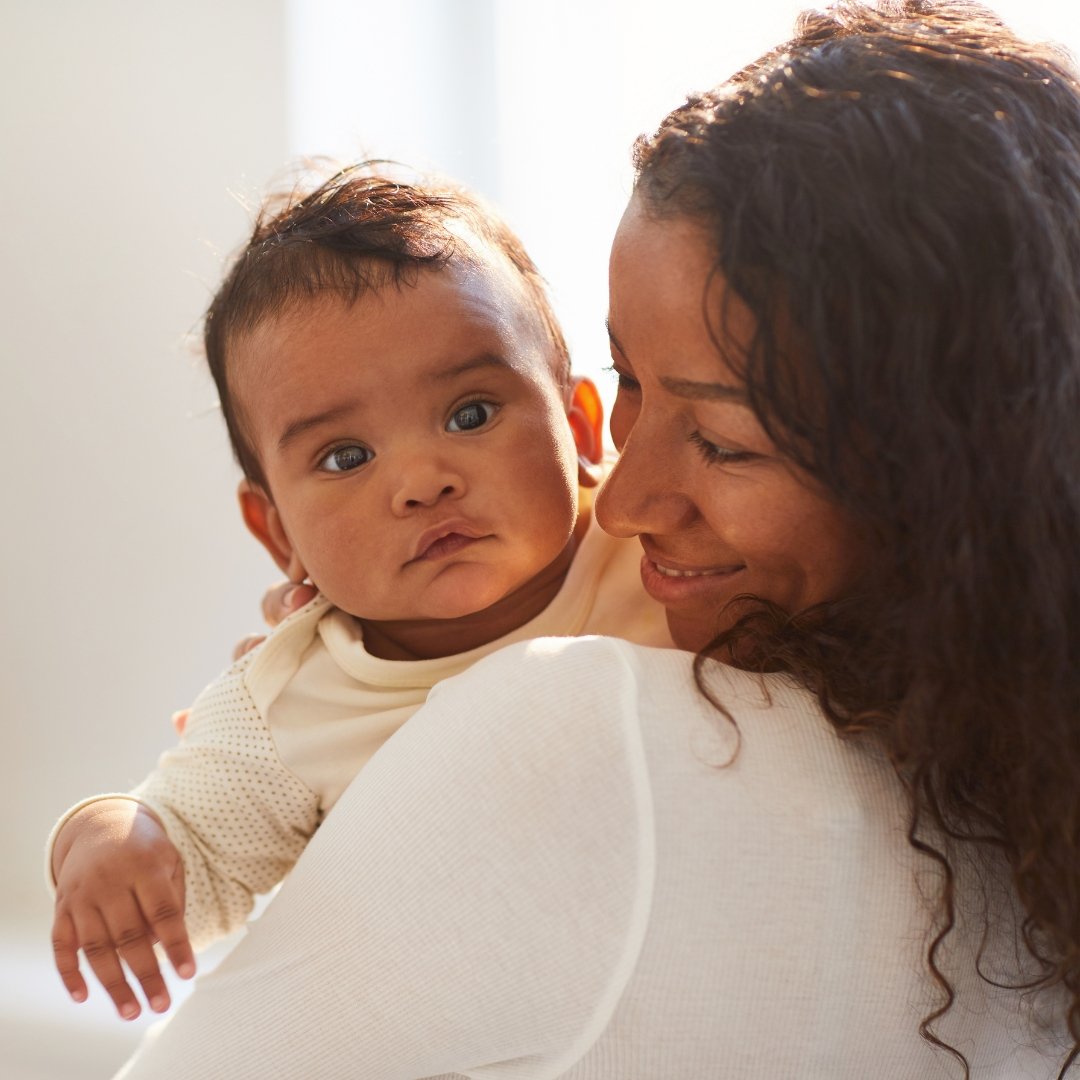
[51, 799, 194, 1019]
[54, 576, 316, 1015]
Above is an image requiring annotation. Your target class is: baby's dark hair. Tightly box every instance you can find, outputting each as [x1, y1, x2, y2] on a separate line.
[204, 163, 570, 489]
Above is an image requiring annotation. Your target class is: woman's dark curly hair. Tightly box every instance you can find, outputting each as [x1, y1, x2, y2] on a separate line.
[633, 0, 1080, 1073]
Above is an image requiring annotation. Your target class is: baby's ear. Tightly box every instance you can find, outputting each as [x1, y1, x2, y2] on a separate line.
[567, 376, 604, 488]
[237, 480, 307, 582]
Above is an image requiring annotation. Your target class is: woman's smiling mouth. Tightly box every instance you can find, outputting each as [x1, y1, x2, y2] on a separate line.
[638, 553, 745, 604]
[653, 562, 729, 578]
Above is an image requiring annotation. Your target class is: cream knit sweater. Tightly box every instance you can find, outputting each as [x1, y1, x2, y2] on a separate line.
[115, 636, 1072, 1079]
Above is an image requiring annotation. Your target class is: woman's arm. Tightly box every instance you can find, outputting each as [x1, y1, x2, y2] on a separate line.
[114, 636, 656, 1080]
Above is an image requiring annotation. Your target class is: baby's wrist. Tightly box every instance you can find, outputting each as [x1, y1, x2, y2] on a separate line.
[48, 795, 149, 884]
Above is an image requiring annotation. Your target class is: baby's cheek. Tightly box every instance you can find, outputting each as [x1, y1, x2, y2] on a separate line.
[297, 534, 352, 596]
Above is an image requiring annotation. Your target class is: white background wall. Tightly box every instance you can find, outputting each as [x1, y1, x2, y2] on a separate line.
[1, 2, 291, 1075]
[3, 1, 1078, 1076]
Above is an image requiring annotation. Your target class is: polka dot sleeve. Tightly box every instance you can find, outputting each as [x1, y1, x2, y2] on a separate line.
[132, 655, 321, 951]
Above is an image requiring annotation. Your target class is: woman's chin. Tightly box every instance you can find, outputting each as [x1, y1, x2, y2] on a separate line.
[662, 611, 729, 653]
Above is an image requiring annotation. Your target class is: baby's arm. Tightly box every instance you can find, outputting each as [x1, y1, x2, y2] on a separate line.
[51, 797, 193, 1019]
[48, 655, 322, 1019]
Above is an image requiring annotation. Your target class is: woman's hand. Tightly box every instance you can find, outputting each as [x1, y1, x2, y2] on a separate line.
[51, 800, 194, 1019]
[260, 581, 319, 634]
[233, 581, 318, 660]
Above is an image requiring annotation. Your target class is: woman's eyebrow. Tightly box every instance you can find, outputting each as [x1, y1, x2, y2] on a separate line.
[607, 321, 748, 402]
[659, 376, 749, 403]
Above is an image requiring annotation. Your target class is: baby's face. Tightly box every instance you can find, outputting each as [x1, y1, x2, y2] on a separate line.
[231, 256, 581, 624]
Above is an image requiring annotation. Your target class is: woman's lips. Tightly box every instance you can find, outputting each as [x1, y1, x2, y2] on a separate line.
[638, 553, 745, 601]
[653, 563, 727, 578]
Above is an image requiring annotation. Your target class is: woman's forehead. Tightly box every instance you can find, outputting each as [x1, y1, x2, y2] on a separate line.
[610, 199, 756, 381]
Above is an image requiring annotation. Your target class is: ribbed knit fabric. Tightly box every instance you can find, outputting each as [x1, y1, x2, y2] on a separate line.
[114, 637, 1072, 1079]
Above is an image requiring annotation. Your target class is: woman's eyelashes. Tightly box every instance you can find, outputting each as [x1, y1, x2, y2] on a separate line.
[688, 430, 754, 466]
[603, 363, 640, 393]
[318, 444, 373, 474]
[446, 400, 498, 432]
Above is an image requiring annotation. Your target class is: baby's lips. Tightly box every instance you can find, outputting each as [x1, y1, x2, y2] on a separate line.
[408, 520, 487, 562]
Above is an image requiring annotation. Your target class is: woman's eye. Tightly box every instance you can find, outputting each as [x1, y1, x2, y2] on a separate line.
[447, 401, 497, 432]
[319, 444, 373, 473]
[604, 363, 640, 393]
[689, 431, 753, 466]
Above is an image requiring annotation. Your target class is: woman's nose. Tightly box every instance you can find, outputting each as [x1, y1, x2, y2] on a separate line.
[595, 425, 695, 538]
[390, 460, 465, 515]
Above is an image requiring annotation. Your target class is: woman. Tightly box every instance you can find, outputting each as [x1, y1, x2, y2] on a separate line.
[116, 2, 1079, 1076]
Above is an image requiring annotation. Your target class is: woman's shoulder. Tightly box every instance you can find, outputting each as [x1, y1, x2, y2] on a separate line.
[420, 635, 825, 759]
[428, 633, 699, 697]
[421, 636, 700, 753]
[414, 634, 661, 766]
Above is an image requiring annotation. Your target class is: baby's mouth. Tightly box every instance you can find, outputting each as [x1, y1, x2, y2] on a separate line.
[419, 533, 480, 561]
[409, 521, 490, 563]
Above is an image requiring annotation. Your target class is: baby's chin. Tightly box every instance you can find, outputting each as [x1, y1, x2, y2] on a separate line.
[326, 542, 579, 646]
[342, 581, 541, 662]
[333, 578, 528, 629]
[351, 591, 524, 629]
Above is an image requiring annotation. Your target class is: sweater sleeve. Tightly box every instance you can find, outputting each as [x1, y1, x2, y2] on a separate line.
[113, 636, 656, 1080]
[129, 657, 322, 950]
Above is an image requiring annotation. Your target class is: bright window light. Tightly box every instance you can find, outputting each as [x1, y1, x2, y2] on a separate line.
[286, 0, 1080, 410]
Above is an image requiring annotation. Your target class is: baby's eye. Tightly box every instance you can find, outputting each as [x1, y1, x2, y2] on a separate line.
[319, 444, 373, 473]
[447, 401, 498, 432]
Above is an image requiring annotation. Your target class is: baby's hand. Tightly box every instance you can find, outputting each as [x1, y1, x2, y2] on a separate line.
[51, 799, 195, 1020]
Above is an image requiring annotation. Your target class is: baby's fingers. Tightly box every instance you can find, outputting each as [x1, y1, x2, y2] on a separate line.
[71, 905, 145, 1020]
[102, 889, 189, 1015]
[135, 870, 195, 984]
[51, 909, 88, 1004]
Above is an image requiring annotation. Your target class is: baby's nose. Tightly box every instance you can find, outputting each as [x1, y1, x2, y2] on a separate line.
[390, 467, 464, 514]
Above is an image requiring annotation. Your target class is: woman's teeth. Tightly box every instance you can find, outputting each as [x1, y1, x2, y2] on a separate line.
[654, 563, 725, 578]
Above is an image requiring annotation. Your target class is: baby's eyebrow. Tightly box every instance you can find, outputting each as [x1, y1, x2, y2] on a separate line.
[277, 404, 354, 453]
[275, 355, 511, 453]
[431, 353, 509, 382]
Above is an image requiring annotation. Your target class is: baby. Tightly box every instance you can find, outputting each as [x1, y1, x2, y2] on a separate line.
[48, 165, 671, 1020]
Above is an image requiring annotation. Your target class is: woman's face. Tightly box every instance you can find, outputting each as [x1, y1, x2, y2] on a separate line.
[596, 197, 868, 652]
